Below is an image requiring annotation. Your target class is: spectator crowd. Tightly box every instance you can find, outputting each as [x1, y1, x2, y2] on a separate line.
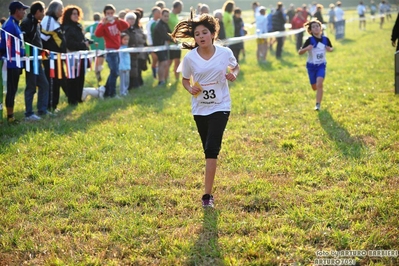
[0, 0, 395, 124]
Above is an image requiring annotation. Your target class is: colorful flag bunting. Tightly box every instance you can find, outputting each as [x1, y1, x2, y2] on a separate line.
[49, 53, 55, 78]
[33, 47, 38, 75]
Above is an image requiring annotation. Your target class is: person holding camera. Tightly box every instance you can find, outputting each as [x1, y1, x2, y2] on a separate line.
[61, 5, 90, 105]
[95, 4, 129, 98]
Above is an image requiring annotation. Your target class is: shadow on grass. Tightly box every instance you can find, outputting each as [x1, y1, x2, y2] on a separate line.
[187, 209, 223, 266]
[335, 38, 355, 45]
[0, 72, 179, 148]
[318, 109, 365, 158]
[256, 55, 299, 71]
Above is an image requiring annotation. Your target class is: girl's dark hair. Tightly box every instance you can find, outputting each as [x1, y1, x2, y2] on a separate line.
[30, 1, 45, 15]
[136, 7, 144, 19]
[93, 12, 101, 21]
[121, 32, 129, 40]
[60, 5, 83, 24]
[234, 7, 242, 15]
[304, 19, 322, 34]
[133, 10, 141, 28]
[223, 1, 235, 13]
[170, 13, 219, 50]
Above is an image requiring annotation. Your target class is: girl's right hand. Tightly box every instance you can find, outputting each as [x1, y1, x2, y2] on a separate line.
[190, 85, 202, 96]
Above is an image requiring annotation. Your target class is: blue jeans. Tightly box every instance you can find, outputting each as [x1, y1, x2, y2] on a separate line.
[105, 51, 119, 97]
[25, 62, 49, 116]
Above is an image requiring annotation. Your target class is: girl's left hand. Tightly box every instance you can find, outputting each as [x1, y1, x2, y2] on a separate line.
[225, 72, 237, 82]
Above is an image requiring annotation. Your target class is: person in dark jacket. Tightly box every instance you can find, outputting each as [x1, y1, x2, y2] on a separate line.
[124, 11, 147, 89]
[21, 1, 50, 120]
[61, 5, 90, 105]
[0, 1, 29, 123]
[41, 0, 66, 112]
[272, 2, 286, 59]
[153, 8, 173, 86]
[313, 4, 325, 24]
[213, 10, 226, 41]
[391, 12, 399, 51]
[230, 7, 246, 62]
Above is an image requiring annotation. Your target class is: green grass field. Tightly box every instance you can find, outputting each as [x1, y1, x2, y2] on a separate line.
[1, 11, 398, 265]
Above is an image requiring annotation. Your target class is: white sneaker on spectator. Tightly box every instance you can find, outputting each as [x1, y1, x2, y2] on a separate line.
[25, 114, 41, 121]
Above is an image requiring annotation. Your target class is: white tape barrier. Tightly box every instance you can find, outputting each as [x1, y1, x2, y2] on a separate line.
[1, 27, 306, 62]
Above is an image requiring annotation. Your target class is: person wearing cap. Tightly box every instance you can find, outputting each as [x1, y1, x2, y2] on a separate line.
[0, 1, 29, 124]
[334, 1, 344, 22]
[20, 1, 50, 121]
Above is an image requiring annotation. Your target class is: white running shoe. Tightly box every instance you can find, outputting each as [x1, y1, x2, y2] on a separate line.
[25, 114, 41, 121]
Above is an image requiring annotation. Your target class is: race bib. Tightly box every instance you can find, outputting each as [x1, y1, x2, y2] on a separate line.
[195, 81, 223, 106]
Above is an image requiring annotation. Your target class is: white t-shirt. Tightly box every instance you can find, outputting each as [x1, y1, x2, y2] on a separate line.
[146, 18, 156, 45]
[181, 45, 238, 116]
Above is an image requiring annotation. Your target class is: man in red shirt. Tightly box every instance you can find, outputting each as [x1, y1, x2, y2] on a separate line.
[95, 4, 129, 98]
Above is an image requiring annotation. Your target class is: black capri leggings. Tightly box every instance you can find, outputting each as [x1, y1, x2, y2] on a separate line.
[194, 111, 230, 159]
[5, 68, 22, 108]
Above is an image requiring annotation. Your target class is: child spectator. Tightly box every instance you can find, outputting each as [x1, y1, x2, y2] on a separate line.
[119, 33, 130, 96]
